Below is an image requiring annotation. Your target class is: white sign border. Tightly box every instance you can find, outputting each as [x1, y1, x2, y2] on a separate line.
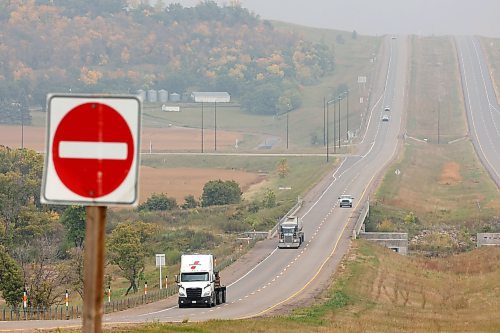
[41, 94, 142, 206]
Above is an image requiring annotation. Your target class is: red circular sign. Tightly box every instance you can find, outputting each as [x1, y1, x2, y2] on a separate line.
[52, 102, 134, 198]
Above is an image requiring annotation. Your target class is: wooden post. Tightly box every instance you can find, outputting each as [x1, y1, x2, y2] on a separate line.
[83, 206, 107, 333]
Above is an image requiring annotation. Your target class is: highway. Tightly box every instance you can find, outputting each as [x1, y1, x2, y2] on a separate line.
[455, 36, 500, 188]
[0, 36, 407, 331]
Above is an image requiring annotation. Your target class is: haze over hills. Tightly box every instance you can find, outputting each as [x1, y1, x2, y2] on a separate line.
[162, 0, 500, 37]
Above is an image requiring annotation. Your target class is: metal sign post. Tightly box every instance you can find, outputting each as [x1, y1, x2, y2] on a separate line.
[156, 254, 166, 289]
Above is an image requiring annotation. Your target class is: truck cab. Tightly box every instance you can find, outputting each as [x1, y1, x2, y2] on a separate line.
[177, 254, 226, 308]
[278, 215, 304, 248]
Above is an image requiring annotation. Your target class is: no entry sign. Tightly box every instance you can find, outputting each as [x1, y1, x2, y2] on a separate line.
[41, 94, 141, 205]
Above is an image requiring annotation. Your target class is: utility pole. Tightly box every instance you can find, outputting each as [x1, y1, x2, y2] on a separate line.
[437, 100, 440, 144]
[21, 104, 24, 149]
[346, 90, 349, 141]
[201, 102, 204, 153]
[323, 97, 326, 146]
[338, 96, 341, 149]
[333, 98, 336, 154]
[326, 100, 330, 161]
[286, 109, 289, 149]
[214, 101, 217, 151]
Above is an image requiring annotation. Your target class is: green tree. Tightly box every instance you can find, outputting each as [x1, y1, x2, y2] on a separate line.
[201, 180, 242, 207]
[60, 206, 86, 248]
[262, 188, 276, 208]
[181, 195, 198, 209]
[0, 147, 44, 244]
[240, 83, 282, 115]
[0, 245, 23, 307]
[107, 222, 159, 295]
[138, 193, 177, 211]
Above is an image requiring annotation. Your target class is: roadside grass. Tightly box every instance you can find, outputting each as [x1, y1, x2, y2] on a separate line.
[374, 36, 500, 229]
[377, 141, 500, 225]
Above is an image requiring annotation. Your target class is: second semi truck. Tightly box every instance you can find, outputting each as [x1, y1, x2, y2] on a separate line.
[278, 215, 304, 248]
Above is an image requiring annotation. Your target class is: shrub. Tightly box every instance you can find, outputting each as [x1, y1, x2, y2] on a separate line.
[138, 193, 177, 211]
[201, 180, 241, 207]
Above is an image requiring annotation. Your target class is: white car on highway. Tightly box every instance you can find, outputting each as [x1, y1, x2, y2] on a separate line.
[338, 195, 354, 208]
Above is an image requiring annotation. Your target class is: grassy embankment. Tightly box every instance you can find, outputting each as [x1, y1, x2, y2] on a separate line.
[371, 36, 500, 245]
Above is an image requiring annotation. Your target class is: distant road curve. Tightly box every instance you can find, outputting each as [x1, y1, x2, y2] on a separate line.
[455, 36, 500, 188]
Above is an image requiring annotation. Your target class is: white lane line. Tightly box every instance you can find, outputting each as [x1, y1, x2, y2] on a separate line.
[228, 247, 278, 288]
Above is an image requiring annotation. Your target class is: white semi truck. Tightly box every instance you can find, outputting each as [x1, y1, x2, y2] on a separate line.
[278, 215, 304, 248]
[176, 254, 226, 308]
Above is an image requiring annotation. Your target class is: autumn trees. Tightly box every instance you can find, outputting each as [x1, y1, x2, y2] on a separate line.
[0, 1, 334, 121]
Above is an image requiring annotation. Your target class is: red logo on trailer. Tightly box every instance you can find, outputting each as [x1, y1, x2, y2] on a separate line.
[52, 102, 134, 198]
[190, 261, 201, 270]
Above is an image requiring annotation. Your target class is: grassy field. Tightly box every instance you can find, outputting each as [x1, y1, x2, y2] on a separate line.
[373, 36, 500, 230]
[53, 241, 500, 333]
[142, 154, 332, 202]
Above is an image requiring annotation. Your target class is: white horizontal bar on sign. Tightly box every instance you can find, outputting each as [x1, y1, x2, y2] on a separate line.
[58, 141, 128, 160]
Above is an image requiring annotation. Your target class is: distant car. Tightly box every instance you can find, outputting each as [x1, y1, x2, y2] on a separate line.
[382, 115, 390, 122]
[384, 106, 390, 111]
[338, 195, 354, 208]
[391, 36, 397, 39]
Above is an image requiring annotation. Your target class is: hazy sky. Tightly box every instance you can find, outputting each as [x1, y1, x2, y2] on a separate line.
[160, 0, 500, 37]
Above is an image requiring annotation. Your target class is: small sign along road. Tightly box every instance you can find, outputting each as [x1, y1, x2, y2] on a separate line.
[41, 94, 141, 205]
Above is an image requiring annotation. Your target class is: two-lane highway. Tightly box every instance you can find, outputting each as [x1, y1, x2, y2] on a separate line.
[0, 36, 407, 332]
[455, 36, 500, 188]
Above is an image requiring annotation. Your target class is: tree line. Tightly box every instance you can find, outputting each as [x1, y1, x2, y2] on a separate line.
[0, 0, 335, 122]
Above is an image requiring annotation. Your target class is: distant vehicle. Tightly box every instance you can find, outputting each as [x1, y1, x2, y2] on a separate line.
[384, 106, 391, 111]
[278, 215, 304, 248]
[391, 36, 397, 39]
[176, 254, 226, 308]
[382, 115, 390, 122]
[338, 195, 354, 208]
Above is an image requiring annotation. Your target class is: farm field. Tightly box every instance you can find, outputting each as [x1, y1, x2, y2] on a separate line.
[139, 166, 264, 204]
[0, 124, 245, 153]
